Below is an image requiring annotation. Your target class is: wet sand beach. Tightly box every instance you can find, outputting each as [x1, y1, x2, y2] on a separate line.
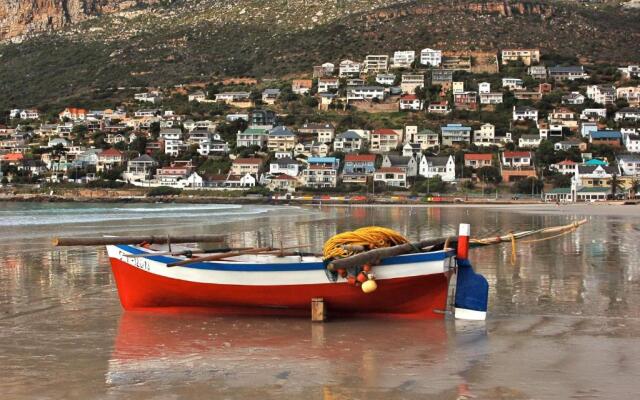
[1, 203, 639, 399]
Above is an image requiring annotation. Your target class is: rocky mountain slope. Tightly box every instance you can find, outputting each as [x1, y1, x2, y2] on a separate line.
[1, 0, 639, 110]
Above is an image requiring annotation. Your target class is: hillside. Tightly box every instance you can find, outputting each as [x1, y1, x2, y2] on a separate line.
[1, 0, 640, 111]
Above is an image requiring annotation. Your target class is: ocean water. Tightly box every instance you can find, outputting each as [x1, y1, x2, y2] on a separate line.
[1, 202, 639, 399]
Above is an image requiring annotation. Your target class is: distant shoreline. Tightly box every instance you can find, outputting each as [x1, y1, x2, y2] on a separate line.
[1, 191, 636, 209]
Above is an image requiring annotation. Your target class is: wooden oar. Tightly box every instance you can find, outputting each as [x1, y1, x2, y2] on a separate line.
[327, 237, 451, 271]
[167, 245, 310, 267]
[53, 234, 225, 247]
[127, 247, 253, 258]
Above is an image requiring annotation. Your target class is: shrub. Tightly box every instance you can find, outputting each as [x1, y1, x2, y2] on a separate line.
[148, 186, 182, 196]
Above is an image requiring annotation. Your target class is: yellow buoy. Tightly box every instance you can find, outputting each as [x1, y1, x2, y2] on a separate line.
[361, 279, 377, 294]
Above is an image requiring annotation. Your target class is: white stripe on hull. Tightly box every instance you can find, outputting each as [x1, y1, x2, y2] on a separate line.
[107, 246, 452, 286]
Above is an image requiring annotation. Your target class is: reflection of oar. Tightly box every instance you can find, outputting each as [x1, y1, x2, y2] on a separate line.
[167, 245, 310, 267]
[53, 234, 225, 246]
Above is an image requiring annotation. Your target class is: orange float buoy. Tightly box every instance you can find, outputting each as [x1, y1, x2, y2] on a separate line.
[347, 276, 357, 286]
[338, 268, 347, 278]
[361, 279, 377, 293]
[363, 264, 371, 272]
[357, 272, 368, 283]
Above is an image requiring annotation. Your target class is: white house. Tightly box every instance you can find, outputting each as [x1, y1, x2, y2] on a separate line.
[374, 168, 407, 188]
[400, 74, 425, 94]
[513, 106, 538, 121]
[502, 151, 533, 168]
[618, 154, 640, 176]
[519, 134, 542, 149]
[480, 92, 503, 104]
[581, 108, 607, 121]
[393, 51, 415, 68]
[399, 94, 424, 111]
[420, 48, 442, 67]
[334, 130, 366, 153]
[318, 78, 339, 93]
[339, 59, 362, 77]
[562, 92, 586, 105]
[502, 78, 524, 90]
[188, 91, 207, 102]
[478, 82, 491, 94]
[419, 155, 456, 182]
[363, 55, 389, 73]
[269, 157, 301, 177]
[347, 86, 386, 101]
[19, 109, 40, 120]
[586, 85, 616, 105]
[159, 128, 183, 156]
[624, 132, 640, 153]
[376, 74, 396, 86]
[427, 102, 450, 114]
[615, 107, 640, 122]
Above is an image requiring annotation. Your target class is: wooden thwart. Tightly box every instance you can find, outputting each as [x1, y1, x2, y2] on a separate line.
[52, 234, 225, 247]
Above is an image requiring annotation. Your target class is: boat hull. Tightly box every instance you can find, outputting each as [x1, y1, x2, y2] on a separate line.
[108, 245, 455, 318]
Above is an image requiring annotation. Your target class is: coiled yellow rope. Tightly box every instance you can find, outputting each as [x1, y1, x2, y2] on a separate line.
[323, 226, 409, 261]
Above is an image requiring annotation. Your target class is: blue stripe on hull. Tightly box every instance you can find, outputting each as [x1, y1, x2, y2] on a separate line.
[114, 245, 454, 272]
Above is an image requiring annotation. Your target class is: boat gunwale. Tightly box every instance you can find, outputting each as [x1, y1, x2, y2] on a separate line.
[111, 244, 456, 272]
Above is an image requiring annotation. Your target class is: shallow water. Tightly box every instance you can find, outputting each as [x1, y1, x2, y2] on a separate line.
[1, 203, 640, 399]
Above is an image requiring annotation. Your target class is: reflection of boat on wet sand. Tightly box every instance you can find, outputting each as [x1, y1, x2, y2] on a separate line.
[106, 312, 458, 390]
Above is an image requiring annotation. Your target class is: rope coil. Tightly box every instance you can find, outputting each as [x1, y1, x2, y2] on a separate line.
[323, 226, 409, 261]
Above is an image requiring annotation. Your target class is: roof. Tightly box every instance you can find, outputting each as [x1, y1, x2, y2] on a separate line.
[464, 153, 492, 161]
[272, 173, 298, 181]
[131, 154, 156, 163]
[591, 131, 622, 139]
[556, 159, 577, 165]
[263, 88, 281, 95]
[617, 107, 640, 113]
[423, 156, 450, 166]
[585, 158, 608, 166]
[377, 167, 404, 173]
[374, 128, 399, 136]
[242, 127, 269, 135]
[442, 124, 471, 132]
[99, 148, 123, 157]
[308, 157, 338, 164]
[514, 106, 537, 112]
[272, 157, 300, 166]
[233, 158, 263, 165]
[385, 155, 412, 166]
[577, 165, 618, 174]
[618, 154, 640, 162]
[345, 154, 376, 162]
[400, 94, 418, 100]
[269, 126, 295, 136]
[504, 151, 532, 158]
[337, 131, 362, 140]
[548, 65, 584, 73]
[2, 153, 24, 161]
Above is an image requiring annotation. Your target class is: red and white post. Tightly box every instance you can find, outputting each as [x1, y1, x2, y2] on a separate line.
[456, 223, 470, 260]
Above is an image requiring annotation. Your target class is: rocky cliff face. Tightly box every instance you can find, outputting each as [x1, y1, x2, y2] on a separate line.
[0, 0, 155, 41]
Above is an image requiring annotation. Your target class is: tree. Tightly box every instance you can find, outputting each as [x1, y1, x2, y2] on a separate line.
[610, 173, 624, 199]
[477, 166, 502, 184]
[511, 177, 543, 194]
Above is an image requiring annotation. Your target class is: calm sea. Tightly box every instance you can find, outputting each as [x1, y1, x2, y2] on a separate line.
[1, 202, 639, 399]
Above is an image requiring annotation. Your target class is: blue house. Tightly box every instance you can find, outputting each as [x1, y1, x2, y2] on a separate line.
[308, 156, 340, 169]
[343, 154, 376, 174]
[589, 131, 622, 146]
